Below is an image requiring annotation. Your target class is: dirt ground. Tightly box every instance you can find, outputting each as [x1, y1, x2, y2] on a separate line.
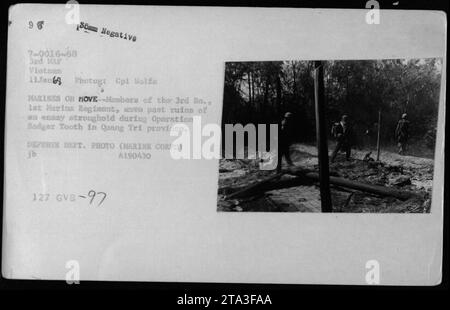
[217, 143, 433, 213]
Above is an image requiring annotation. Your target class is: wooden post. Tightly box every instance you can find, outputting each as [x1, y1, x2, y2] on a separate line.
[276, 74, 282, 173]
[376, 110, 381, 161]
[314, 61, 332, 212]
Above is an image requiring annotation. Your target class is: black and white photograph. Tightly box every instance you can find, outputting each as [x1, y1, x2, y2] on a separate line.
[217, 58, 442, 213]
[0, 1, 446, 290]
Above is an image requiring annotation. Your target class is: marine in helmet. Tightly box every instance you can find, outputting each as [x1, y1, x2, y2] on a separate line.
[330, 114, 353, 162]
[395, 113, 410, 155]
[279, 112, 295, 168]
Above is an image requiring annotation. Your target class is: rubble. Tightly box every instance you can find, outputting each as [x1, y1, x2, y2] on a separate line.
[217, 143, 432, 213]
[389, 175, 412, 186]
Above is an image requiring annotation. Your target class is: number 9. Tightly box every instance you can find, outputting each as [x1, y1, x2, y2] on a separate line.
[28, 21, 33, 29]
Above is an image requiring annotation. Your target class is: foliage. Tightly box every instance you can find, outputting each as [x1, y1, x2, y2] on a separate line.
[222, 59, 442, 147]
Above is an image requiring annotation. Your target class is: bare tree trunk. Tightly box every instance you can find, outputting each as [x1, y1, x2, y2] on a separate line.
[314, 61, 333, 212]
[248, 71, 252, 106]
[276, 74, 282, 114]
[346, 66, 350, 107]
[292, 62, 297, 99]
[262, 75, 269, 116]
[251, 71, 255, 107]
[276, 73, 282, 172]
[376, 110, 382, 161]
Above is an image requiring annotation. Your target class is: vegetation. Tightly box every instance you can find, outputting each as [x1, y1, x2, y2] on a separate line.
[222, 59, 442, 153]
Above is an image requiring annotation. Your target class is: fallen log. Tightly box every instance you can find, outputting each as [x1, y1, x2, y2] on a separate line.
[225, 173, 283, 199]
[223, 175, 315, 200]
[223, 168, 422, 202]
[224, 168, 316, 199]
[302, 172, 421, 201]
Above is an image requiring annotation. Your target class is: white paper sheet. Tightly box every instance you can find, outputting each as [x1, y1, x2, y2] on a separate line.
[2, 4, 446, 285]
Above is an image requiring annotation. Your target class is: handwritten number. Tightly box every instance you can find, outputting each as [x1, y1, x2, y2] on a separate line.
[88, 190, 96, 205]
[96, 192, 107, 206]
[86, 190, 107, 206]
[52, 76, 62, 85]
[28, 20, 44, 30]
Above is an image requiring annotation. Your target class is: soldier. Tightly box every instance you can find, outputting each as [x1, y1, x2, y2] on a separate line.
[395, 113, 410, 155]
[278, 112, 295, 168]
[330, 114, 352, 162]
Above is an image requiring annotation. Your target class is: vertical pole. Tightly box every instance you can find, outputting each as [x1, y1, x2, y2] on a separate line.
[376, 110, 381, 161]
[314, 61, 332, 212]
[276, 74, 282, 173]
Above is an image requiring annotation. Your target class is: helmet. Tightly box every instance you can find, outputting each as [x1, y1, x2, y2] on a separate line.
[284, 112, 293, 118]
[402, 113, 407, 119]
